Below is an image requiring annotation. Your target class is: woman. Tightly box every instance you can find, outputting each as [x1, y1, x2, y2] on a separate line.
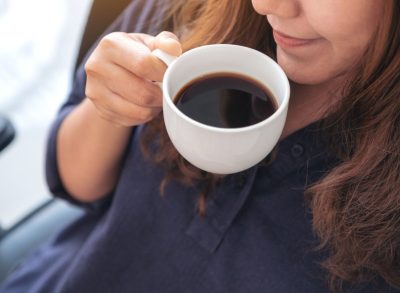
[1, 0, 399, 292]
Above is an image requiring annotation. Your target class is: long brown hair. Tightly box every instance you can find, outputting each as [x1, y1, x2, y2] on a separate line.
[141, 0, 400, 290]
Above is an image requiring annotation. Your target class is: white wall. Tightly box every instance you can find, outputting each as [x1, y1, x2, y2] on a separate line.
[0, 0, 93, 229]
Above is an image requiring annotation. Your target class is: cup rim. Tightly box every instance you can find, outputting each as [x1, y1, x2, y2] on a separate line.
[163, 44, 290, 133]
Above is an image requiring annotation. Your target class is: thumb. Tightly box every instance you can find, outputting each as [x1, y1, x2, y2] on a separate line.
[151, 31, 182, 57]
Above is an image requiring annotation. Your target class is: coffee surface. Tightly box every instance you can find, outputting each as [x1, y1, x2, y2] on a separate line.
[175, 73, 277, 128]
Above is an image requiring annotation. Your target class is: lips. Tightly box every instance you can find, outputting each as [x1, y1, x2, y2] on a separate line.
[273, 30, 317, 48]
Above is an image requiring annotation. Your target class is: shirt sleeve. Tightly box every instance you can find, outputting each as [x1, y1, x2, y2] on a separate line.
[45, 0, 165, 211]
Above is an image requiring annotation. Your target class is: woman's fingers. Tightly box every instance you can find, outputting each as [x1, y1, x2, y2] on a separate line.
[94, 32, 165, 82]
[84, 31, 181, 127]
[142, 31, 183, 56]
[90, 60, 162, 108]
[86, 82, 161, 127]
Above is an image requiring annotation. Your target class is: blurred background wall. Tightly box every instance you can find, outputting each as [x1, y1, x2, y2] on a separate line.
[0, 0, 93, 229]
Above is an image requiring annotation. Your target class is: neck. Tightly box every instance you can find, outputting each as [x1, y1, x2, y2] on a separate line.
[280, 79, 343, 139]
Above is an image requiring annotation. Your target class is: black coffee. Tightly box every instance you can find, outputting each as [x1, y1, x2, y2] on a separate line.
[175, 73, 277, 128]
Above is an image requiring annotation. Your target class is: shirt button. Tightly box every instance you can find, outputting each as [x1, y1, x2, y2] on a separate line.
[291, 143, 304, 158]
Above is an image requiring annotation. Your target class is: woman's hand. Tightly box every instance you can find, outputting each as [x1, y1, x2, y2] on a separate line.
[56, 31, 181, 201]
[84, 31, 182, 127]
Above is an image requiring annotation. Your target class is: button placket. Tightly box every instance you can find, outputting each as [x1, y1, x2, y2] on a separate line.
[235, 173, 248, 189]
[185, 168, 257, 253]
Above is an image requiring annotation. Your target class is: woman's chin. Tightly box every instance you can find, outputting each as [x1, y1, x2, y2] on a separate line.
[285, 71, 328, 86]
[276, 53, 332, 86]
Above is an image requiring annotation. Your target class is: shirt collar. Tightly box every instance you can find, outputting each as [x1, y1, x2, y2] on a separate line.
[261, 121, 336, 181]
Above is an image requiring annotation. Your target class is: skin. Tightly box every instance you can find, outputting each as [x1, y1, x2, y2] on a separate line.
[57, 32, 182, 201]
[251, 0, 385, 136]
[57, 1, 384, 202]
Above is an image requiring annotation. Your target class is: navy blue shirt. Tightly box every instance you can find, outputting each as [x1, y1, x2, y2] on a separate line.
[1, 1, 397, 292]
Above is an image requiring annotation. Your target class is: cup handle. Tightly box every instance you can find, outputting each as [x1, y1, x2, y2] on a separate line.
[152, 49, 178, 66]
[152, 49, 178, 89]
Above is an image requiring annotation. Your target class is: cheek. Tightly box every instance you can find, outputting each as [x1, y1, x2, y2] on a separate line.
[278, 22, 376, 85]
[276, 40, 367, 85]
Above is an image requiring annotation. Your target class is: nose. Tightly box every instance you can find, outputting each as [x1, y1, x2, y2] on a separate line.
[251, 0, 300, 18]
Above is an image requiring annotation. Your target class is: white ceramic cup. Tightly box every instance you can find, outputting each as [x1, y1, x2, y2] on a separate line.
[153, 44, 290, 174]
